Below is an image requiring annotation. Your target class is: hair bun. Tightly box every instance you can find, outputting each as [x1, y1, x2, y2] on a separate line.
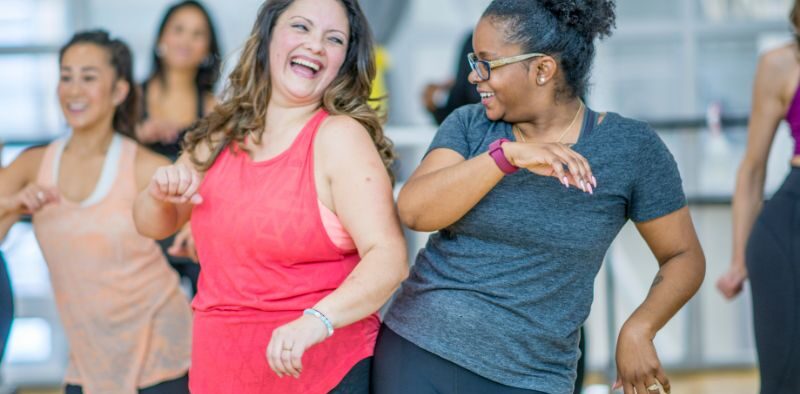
[540, 0, 616, 40]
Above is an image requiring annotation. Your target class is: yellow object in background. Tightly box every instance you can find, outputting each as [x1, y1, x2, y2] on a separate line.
[370, 46, 390, 115]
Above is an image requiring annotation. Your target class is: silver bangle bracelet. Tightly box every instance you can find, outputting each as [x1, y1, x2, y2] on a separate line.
[304, 308, 334, 337]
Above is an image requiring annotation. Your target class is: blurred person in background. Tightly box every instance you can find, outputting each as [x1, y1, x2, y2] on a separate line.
[0, 31, 191, 394]
[138, 0, 222, 295]
[717, 1, 800, 393]
[422, 32, 481, 125]
[133, 0, 408, 392]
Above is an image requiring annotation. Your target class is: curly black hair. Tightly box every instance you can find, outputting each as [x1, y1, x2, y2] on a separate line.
[482, 0, 616, 100]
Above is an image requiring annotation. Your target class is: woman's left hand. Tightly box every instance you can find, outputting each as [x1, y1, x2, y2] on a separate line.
[614, 324, 671, 394]
[168, 223, 198, 262]
[266, 314, 330, 378]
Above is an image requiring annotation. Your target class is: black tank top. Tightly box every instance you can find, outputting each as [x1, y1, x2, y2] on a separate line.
[140, 81, 205, 160]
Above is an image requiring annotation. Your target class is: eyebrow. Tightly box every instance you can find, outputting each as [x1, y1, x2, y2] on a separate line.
[476, 51, 497, 59]
[60, 66, 100, 72]
[288, 15, 347, 36]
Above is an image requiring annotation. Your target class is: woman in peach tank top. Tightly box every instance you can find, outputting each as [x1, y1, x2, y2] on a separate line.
[134, 0, 408, 392]
[0, 31, 192, 394]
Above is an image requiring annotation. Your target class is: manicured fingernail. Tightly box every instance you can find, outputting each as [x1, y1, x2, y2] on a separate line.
[587, 183, 594, 195]
[592, 176, 597, 187]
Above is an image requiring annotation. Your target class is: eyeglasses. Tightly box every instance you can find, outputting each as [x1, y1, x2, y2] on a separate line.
[467, 52, 546, 81]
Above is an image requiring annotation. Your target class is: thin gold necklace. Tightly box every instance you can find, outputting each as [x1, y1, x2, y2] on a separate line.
[514, 99, 584, 144]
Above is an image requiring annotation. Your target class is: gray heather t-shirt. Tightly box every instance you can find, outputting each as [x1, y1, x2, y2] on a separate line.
[384, 104, 686, 394]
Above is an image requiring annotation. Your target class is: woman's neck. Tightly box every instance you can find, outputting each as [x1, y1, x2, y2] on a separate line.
[159, 67, 198, 92]
[67, 125, 116, 155]
[263, 100, 322, 137]
[515, 98, 584, 143]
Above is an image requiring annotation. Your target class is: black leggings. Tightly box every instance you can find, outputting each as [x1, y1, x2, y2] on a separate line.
[0, 251, 13, 363]
[746, 167, 800, 394]
[64, 373, 189, 394]
[372, 325, 547, 394]
[329, 357, 372, 393]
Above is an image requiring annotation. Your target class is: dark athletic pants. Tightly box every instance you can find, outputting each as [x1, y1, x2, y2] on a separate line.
[63, 359, 371, 394]
[65, 374, 189, 394]
[746, 166, 800, 394]
[372, 325, 548, 394]
[0, 251, 12, 363]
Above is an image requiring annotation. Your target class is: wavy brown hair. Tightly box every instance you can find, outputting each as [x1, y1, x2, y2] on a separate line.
[183, 0, 395, 180]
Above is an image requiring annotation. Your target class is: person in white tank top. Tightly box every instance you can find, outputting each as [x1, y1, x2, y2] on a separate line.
[0, 31, 192, 394]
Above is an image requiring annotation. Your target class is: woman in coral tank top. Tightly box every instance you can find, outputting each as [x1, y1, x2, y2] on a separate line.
[0, 31, 192, 394]
[133, 0, 409, 392]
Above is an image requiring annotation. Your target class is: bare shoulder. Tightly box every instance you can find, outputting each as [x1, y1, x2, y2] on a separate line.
[134, 144, 171, 191]
[0, 145, 48, 190]
[134, 144, 171, 169]
[317, 114, 374, 152]
[11, 145, 48, 178]
[316, 114, 385, 176]
[759, 43, 798, 76]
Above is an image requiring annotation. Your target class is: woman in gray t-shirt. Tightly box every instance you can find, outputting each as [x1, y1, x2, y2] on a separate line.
[374, 1, 705, 394]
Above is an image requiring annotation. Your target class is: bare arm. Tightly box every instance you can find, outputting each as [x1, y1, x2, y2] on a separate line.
[397, 148, 504, 231]
[0, 147, 54, 239]
[267, 116, 408, 378]
[718, 48, 789, 299]
[312, 116, 408, 327]
[398, 141, 594, 232]
[615, 206, 706, 394]
[133, 151, 204, 240]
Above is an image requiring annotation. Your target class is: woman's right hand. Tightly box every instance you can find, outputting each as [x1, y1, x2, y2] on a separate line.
[504, 141, 596, 193]
[148, 163, 203, 205]
[6, 184, 60, 215]
[717, 263, 747, 300]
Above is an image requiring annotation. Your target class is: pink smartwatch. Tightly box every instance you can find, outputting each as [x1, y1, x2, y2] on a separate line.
[488, 138, 518, 175]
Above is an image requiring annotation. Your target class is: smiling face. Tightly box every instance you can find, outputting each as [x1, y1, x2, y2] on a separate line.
[471, 17, 539, 122]
[268, 0, 350, 106]
[158, 5, 211, 71]
[58, 43, 127, 133]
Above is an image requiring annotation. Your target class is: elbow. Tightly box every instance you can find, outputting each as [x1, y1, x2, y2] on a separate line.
[397, 197, 442, 232]
[396, 189, 420, 230]
[685, 247, 707, 294]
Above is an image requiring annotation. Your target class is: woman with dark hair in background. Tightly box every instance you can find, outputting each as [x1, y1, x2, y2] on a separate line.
[0, 31, 192, 394]
[717, 1, 800, 392]
[374, 1, 705, 394]
[138, 0, 220, 159]
[139, 0, 222, 292]
[133, 0, 408, 392]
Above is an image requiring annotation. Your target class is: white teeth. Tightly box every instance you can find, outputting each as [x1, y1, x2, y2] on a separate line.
[291, 58, 320, 71]
[68, 103, 88, 111]
[480, 92, 495, 99]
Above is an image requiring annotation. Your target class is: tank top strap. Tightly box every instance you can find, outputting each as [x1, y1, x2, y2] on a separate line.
[35, 138, 67, 188]
[112, 136, 140, 198]
[294, 108, 330, 157]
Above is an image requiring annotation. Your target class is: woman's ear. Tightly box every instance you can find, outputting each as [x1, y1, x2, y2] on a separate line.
[112, 79, 131, 106]
[533, 56, 557, 86]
